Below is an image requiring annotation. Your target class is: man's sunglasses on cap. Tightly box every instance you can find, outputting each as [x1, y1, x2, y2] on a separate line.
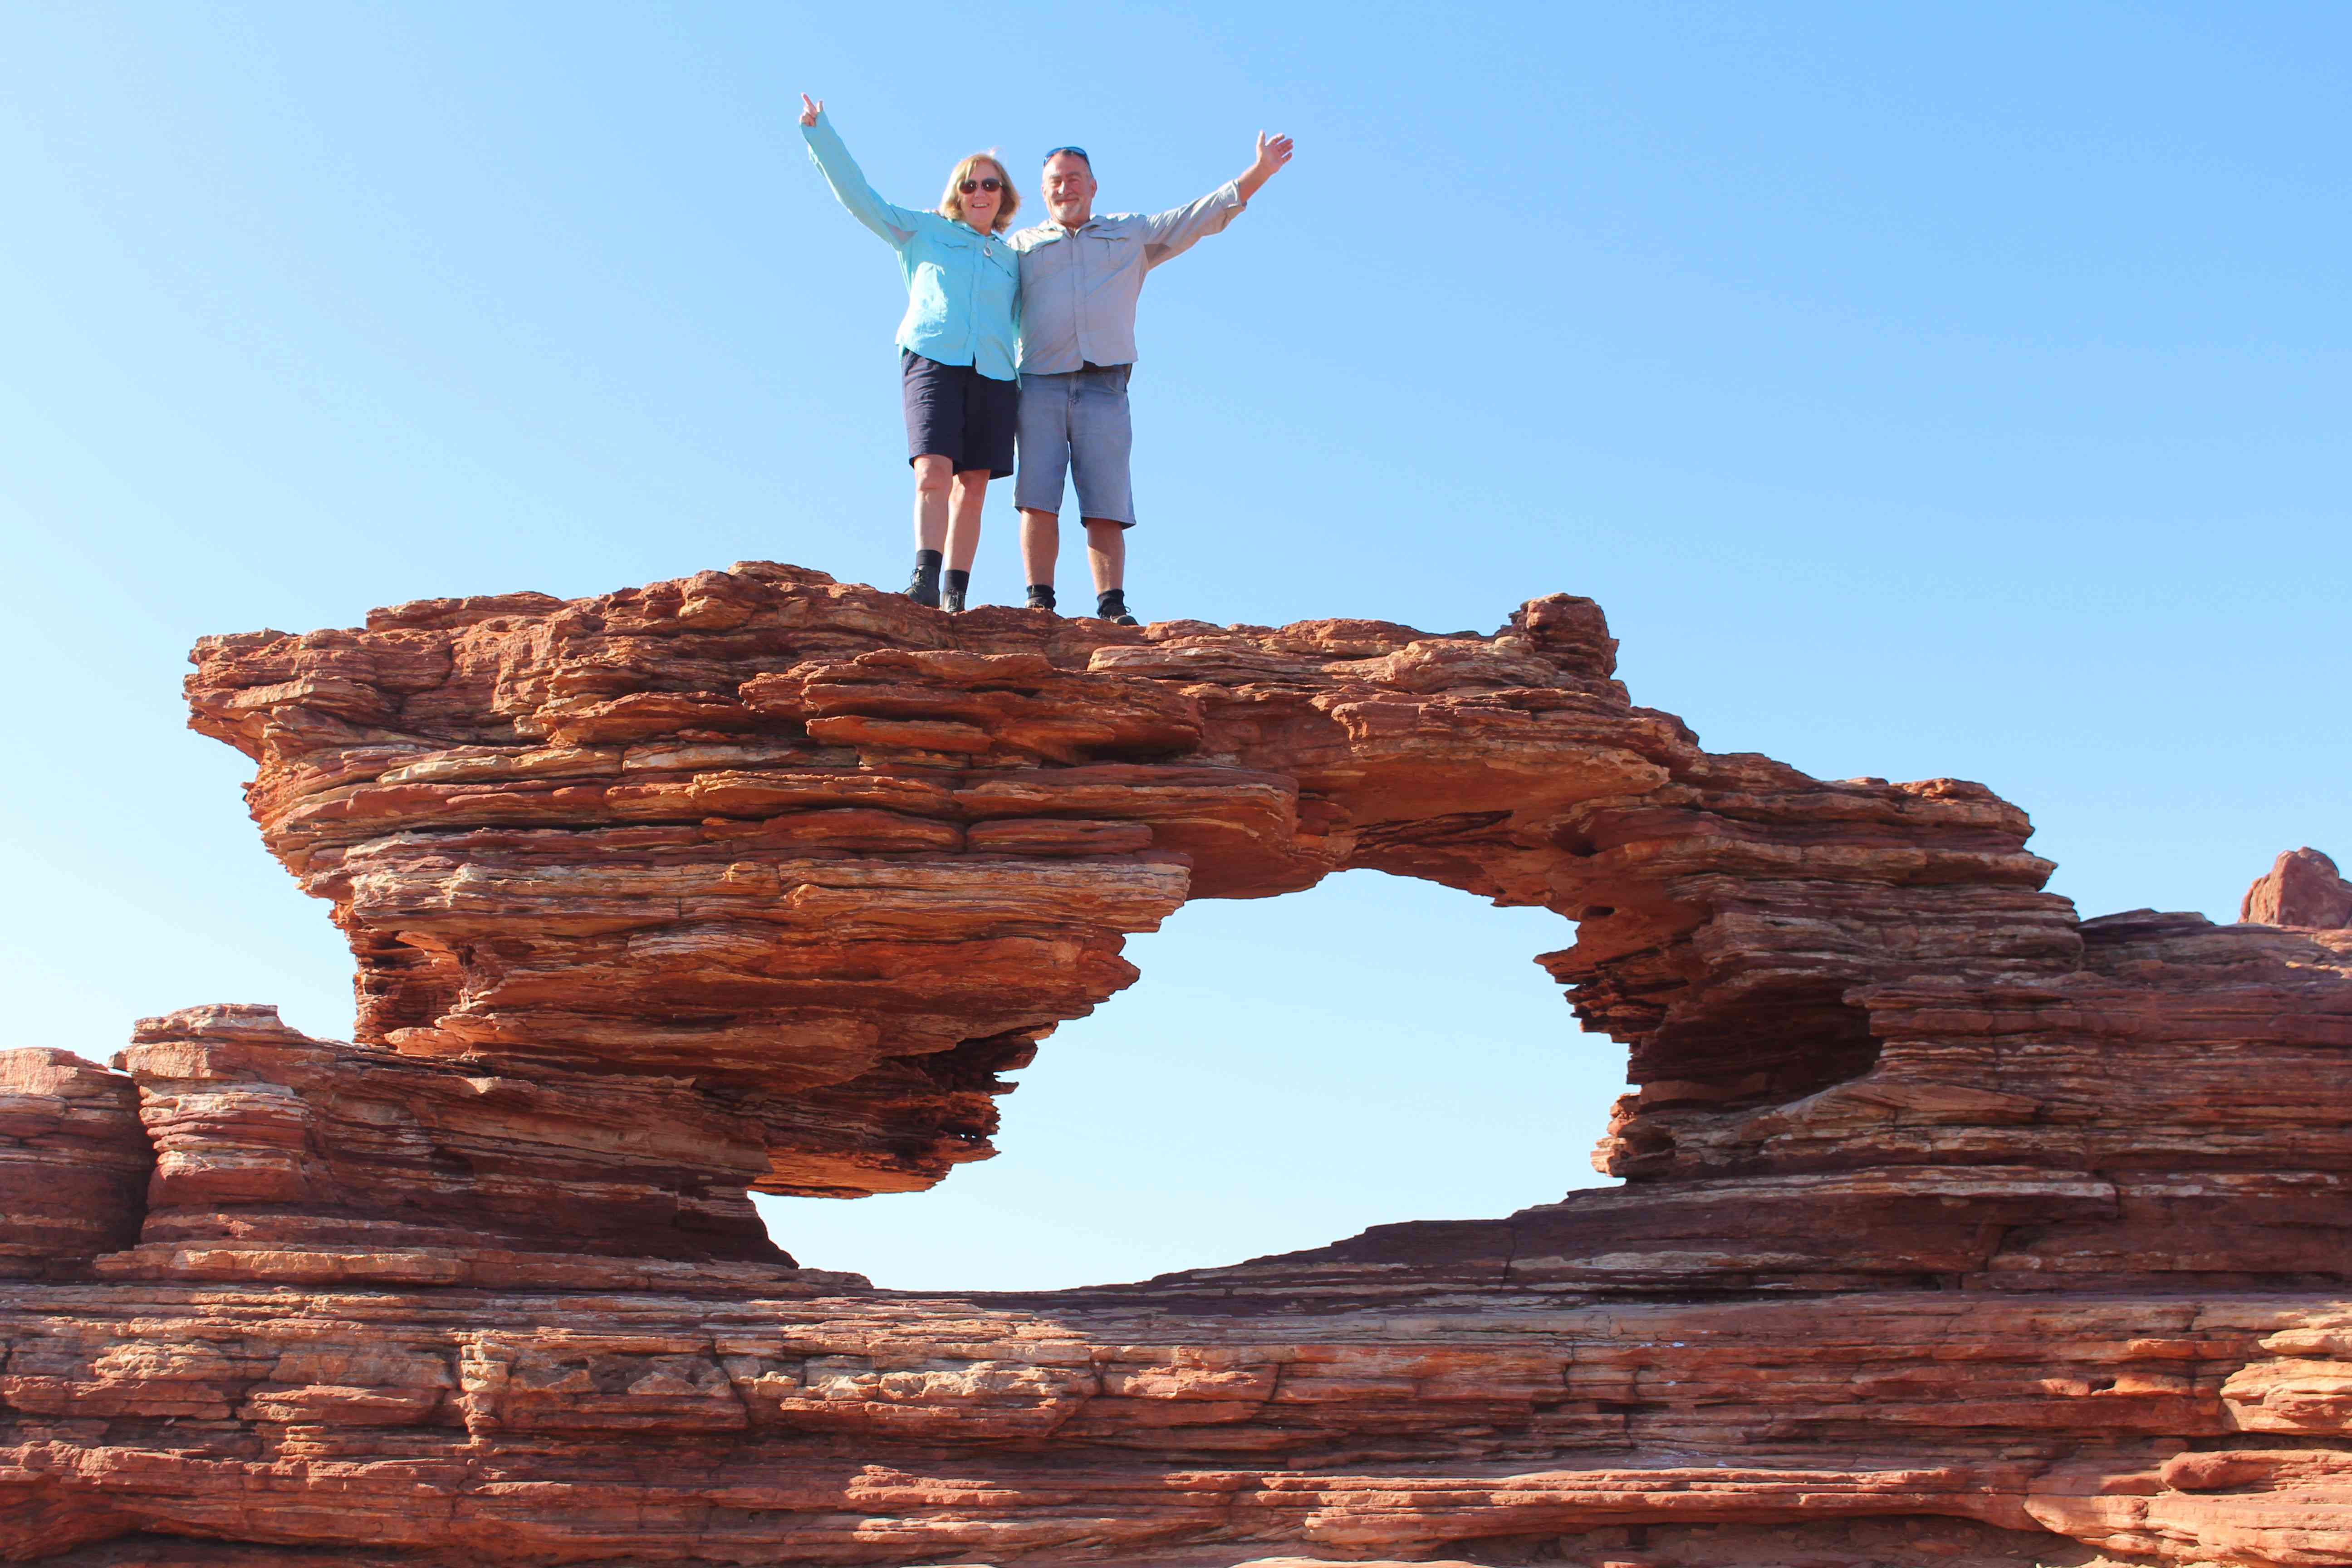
[1044, 145, 1090, 165]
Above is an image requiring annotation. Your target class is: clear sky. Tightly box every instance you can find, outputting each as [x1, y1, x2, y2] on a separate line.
[4, 3, 2344, 1290]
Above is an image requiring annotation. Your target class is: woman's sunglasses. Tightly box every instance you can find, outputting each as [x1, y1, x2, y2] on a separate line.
[958, 177, 1003, 194]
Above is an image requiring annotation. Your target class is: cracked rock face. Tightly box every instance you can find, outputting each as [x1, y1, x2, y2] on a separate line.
[4, 562, 2350, 1568]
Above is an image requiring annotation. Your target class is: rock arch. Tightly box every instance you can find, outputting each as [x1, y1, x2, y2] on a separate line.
[162, 565, 2073, 1254]
[6, 563, 2351, 1568]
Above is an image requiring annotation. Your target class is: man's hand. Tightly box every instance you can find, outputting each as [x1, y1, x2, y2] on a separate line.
[1237, 131, 1294, 198]
[799, 93, 823, 128]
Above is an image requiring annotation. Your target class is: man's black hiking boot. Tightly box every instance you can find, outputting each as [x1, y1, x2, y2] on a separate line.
[1025, 583, 1057, 612]
[942, 568, 970, 614]
[1096, 588, 1139, 627]
[906, 550, 943, 608]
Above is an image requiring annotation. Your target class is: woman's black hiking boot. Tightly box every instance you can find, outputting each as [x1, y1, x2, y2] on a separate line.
[906, 550, 943, 608]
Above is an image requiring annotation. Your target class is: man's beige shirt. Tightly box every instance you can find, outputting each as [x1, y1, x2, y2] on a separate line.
[1008, 181, 1248, 374]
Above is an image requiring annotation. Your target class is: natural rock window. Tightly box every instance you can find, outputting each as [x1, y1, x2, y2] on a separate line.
[757, 868, 1623, 1290]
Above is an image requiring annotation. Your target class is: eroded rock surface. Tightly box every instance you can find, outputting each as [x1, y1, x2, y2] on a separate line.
[0, 1051, 147, 1279]
[2243, 847, 2352, 931]
[3, 563, 2348, 1568]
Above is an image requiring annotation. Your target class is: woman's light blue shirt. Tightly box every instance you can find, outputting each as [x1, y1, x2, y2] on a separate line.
[803, 113, 1020, 382]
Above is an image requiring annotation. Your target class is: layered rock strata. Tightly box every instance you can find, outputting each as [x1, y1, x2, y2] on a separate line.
[4, 563, 2349, 1568]
[5, 1283, 2349, 1567]
[0, 1053, 146, 1280]
[95, 1002, 864, 1291]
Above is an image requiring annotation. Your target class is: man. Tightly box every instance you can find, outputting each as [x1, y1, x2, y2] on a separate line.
[1008, 132, 1295, 624]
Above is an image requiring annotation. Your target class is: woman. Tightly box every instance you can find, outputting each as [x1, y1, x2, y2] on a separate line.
[800, 95, 1020, 612]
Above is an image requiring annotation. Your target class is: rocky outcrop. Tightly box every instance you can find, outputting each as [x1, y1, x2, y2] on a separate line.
[3, 562, 2349, 1568]
[2244, 847, 2352, 930]
[0, 1050, 147, 1279]
[95, 1002, 869, 1291]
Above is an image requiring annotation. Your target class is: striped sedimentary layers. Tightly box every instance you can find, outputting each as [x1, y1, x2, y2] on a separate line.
[4, 561, 2349, 1566]
[166, 564, 2098, 1214]
[3, 1282, 2348, 1565]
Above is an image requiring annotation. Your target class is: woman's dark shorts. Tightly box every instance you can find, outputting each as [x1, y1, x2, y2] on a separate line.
[901, 350, 1018, 478]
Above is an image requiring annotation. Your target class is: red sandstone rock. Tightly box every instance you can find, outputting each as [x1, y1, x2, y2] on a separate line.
[2, 1284, 2345, 1565]
[94, 1001, 868, 1290]
[2243, 846, 2352, 929]
[4, 563, 2350, 1567]
[0, 1049, 147, 1278]
[172, 568, 2081, 1205]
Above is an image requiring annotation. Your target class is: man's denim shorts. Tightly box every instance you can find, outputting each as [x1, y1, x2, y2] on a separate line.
[1014, 363, 1136, 527]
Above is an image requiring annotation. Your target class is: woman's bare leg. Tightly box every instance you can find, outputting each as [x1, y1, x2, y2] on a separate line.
[911, 455, 953, 553]
[946, 471, 988, 572]
[937, 471, 988, 612]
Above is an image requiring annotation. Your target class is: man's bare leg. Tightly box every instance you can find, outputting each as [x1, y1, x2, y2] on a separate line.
[1019, 508, 1060, 609]
[1084, 519, 1136, 623]
[1084, 519, 1125, 591]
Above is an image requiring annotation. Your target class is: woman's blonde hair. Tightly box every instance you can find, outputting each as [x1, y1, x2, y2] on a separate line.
[938, 152, 1018, 233]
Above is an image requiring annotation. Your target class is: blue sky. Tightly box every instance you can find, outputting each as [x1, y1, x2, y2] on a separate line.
[3, 2, 2344, 1289]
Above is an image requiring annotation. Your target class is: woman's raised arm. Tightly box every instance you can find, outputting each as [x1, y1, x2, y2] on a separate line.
[799, 97, 923, 249]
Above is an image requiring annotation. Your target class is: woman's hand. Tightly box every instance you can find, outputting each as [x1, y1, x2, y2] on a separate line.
[799, 94, 823, 128]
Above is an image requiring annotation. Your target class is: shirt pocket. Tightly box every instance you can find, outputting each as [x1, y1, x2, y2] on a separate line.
[1083, 229, 1135, 269]
[974, 246, 1019, 337]
[908, 249, 963, 332]
[1019, 235, 1074, 281]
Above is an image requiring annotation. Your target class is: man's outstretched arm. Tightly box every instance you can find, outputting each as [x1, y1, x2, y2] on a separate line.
[1137, 131, 1297, 262]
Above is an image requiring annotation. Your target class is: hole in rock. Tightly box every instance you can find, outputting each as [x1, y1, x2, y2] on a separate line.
[755, 870, 1629, 1292]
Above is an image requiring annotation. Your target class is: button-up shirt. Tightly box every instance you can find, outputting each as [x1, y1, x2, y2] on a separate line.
[1007, 182, 1249, 374]
[803, 112, 1021, 381]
